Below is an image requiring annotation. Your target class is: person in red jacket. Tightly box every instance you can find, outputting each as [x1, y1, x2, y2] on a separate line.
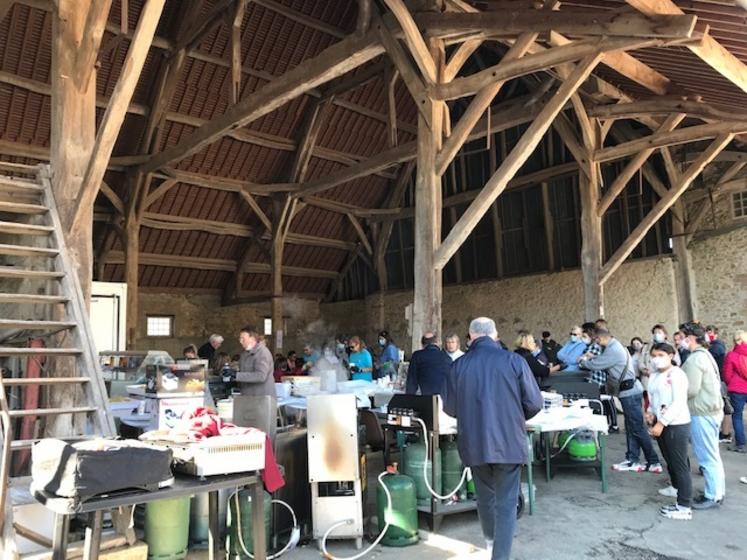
[724, 330, 747, 453]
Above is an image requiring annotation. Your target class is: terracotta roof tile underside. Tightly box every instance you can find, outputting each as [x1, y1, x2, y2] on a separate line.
[1, 0, 747, 295]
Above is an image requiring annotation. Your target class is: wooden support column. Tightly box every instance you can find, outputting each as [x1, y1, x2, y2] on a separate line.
[124, 214, 139, 347]
[271, 195, 286, 352]
[579, 156, 604, 321]
[412, 99, 442, 352]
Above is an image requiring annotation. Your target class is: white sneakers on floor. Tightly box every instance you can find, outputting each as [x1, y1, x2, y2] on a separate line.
[660, 504, 692, 520]
[613, 460, 645, 472]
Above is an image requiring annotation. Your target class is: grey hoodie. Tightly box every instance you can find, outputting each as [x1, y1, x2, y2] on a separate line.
[580, 337, 642, 398]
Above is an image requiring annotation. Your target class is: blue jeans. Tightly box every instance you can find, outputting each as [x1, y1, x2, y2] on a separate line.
[730, 392, 747, 447]
[690, 414, 726, 500]
[619, 394, 659, 465]
[471, 464, 521, 560]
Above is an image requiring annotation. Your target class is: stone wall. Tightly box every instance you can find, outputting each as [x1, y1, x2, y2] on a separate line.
[133, 293, 322, 358]
[321, 257, 681, 352]
[688, 195, 747, 341]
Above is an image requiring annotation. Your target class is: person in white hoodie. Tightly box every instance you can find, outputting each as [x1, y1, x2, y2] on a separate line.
[444, 333, 465, 361]
[645, 342, 692, 520]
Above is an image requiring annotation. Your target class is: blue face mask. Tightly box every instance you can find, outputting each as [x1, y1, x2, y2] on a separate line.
[531, 348, 541, 357]
[570, 335, 578, 343]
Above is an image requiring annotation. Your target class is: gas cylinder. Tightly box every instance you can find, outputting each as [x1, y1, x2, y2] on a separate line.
[403, 438, 441, 505]
[441, 437, 467, 500]
[226, 489, 273, 559]
[377, 468, 418, 547]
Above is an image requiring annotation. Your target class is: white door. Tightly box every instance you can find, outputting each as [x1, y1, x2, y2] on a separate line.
[90, 282, 127, 352]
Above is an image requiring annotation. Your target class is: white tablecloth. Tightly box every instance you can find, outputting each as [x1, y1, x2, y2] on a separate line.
[526, 406, 609, 434]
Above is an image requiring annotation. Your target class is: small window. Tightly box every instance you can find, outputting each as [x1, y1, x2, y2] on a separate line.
[146, 315, 174, 337]
[733, 191, 747, 219]
[263, 317, 272, 336]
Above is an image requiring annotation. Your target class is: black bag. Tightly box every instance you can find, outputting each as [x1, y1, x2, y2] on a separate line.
[605, 354, 636, 397]
[31, 439, 173, 504]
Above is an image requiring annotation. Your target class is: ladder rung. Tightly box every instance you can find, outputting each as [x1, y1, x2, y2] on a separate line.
[0, 201, 47, 214]
[0, 293, 68, 304]
[0, 266, 64, 279]
[0, 244, 58, 258]
[9, 407, 97, 418]
[11, 435, 96, 450]
[0, 347, 81, 356]
[0, 221, 54, 236]
[0, 319, 76, 331]
[2, 377, 90, 386]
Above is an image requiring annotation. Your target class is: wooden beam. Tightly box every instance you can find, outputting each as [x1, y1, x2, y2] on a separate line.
[580, 157, 603, 320]
[347, 213, 373, 255]
[239, 190, 272, 231]
[105, 251, 340, 278]
[302, 196, 401, 218]
[139, 30, 384, 174]
[386, 67, 399, 147]
[434, 55, 601, 270]
[597, 113, 685, 216]
[684, 162, 746, 242]
[434, 37, 659, 100]
[414, 10, 696, 41]
[626, 0, 747, 94]
[383, 0, 437, 83]
[71, 0, 166, 232]
[600, 133, 733, 284]
[443, 38, 482, 82]
[589, 98, 747, 123]
[288, 98, 330, 183]
[100, 181, 124, 215]
[75, 1, 114, 89]
[0, 1, 13, 23]
[326, 245, 363, 301]
[229, 0, 248, 104]
[435, 32, 537, 177]
[595, 121, 745, 163]
[253, 0, 344, 38]
[143, 178, 178, 208]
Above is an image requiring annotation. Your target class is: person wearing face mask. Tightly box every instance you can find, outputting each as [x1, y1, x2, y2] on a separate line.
[236, 325, 276, 400]
[639, 325, 681, 394]
[444, 333, 465, 361]
[724, 330, 747, 453]
[579, 323, 619, 432]
[629, 337, 645, 375]
[376, 330, 400, 379]
[674, 330, 690, 364]
[515, 332, 560, 386]
[579, 327, 661, 473]
[557, 326, 587, 372]
[335, 335, 350, 368]
[645, 343, 693, 520]
[704, 324, 733, 443]
[679, 322, 725, 510]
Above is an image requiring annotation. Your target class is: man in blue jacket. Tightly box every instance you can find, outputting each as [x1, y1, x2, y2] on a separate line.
[444, 318, 543, 560]
[406, 332, 452, 395]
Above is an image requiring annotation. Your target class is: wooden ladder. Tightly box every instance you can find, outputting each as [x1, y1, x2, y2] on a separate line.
[0, 163, 115, 558]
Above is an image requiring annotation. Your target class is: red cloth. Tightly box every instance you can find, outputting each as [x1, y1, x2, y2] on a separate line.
[185, 408, 285, 492]
[724, 343, 747, 394]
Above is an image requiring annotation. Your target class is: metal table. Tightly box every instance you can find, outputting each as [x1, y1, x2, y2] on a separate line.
[33, 472, 266, 560]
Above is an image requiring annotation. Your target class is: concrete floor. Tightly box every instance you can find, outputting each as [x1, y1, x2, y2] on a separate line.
[272, 428, 747, 560]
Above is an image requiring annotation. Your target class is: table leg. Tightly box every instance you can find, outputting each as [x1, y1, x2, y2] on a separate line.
[51, 514, 69, 560]
[600, 433, 608, 493]
[545, 434, 552, 482]
[208, 491, 220, 560]
[526, 432, 534, 516]
[251, 482, 267, 560]
[83, 511, 103, 560]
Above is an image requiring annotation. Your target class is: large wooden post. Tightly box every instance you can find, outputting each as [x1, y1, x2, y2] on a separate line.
[51, 0, 98, 301]
[271, 196, 286, 352]
[124, 212, 140, 347]
[411, 102, 442, 352]
[579, 162, 604, 321]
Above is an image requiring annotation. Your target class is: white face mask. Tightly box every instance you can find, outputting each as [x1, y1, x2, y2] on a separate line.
[679, 339, 690, 352]
[653, 332, 666, 343]
[581, 336, 591, 345]
[651, 355, 671, 370]
[378, 338, 387, 347]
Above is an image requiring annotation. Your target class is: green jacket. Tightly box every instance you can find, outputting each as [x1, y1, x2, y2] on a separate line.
[682, 347, 723, 417]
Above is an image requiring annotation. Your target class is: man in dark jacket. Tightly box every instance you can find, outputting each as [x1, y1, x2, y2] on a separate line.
[406, 332, 452, 395]
[444, 317, 542, 560]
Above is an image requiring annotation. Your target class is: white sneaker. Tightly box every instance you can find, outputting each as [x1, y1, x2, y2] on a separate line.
[740, 476, 747, 485]
[660, 504, 692, 520]
[658, 485, 678, 497]
[613, 460, 645, 472]
[647, 463, 664, 474]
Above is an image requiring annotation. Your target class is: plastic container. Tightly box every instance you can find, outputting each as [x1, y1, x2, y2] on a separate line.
[403, 438, 441, 506]
[377, 471, 419, 547]
[144, 497, 191, 560]
[226, 489, 272, 559]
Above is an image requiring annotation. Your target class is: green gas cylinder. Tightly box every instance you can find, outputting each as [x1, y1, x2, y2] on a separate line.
[403, 438, 441, 506]
[144, 497, 190, 560]
[441, 437, 467, 500]
[377, 470, 419, 547]
[226, 489, 273, 559]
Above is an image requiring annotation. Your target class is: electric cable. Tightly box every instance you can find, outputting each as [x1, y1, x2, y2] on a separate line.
[413, 417, 468, 500]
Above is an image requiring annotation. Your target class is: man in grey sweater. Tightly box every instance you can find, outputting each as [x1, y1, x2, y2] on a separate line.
[237, 326, 276, 399]
[580, 328, 662, 473]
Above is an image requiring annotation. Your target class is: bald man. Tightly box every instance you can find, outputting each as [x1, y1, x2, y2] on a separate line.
[405, 331, 453, 395]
